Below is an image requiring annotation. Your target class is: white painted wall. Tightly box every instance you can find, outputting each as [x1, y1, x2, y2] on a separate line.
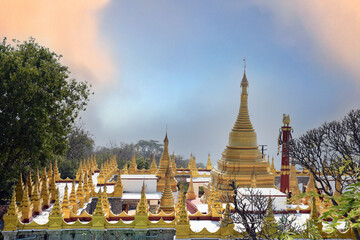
[121, 175, 158, 193]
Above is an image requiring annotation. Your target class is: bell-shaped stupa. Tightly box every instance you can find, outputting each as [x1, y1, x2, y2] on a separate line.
[211, 70, 275, 192]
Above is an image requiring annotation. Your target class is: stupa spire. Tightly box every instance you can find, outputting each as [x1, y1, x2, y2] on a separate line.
[186, 174, 196, 200]
[211, 69, 274, 191]
[206, 154, 213, 170]
[62, 184, 70, 219]
[129, 153, 138, 174]
[231, 69, 253, 133]
[31, 181, 42, 215]
[149, 155, 158, 174]
[113, 169, 123, 197]
[159, 166, 175, 213]
[156, 132, 177, 192]
[15, 172, 24, 203]
[21, 185, 33, 223]
[3, 190, 20, 231]
[136, 182, 149, 215]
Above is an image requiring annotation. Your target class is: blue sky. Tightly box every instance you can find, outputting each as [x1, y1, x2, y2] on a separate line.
[2, 1, 360, 168]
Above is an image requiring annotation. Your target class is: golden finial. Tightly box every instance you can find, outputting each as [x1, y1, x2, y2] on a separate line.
[93, 189, 105, 216]
[54, 160, 61, 181]
[271, 157, 276, 174]
[50, 189, 63, 216]
[62, 184, 69, 212]
[21, 185, 33, 223]
[76, 175, 85, 208]
[7, 190, 19, 216]
[129, 153, 138, 174]
[186, 174, 196, 200]
[172, 153, 177, 173]
[34, 168, 40, 185]
[48, 162, 53, 180]
[149, 155, 158, 174]
[15, 172, 24, 203]
[177, 190, 189, 224]
[88, 173, 95, 197]
[40, 167, 47, 185]
[206, 153, 213, 170]
[40, 173, 50, 209]
[31, 181, 42, 215]
[113, 170, 124, 197]
[69, 179, 78, 213]
[101, 186, 111, 216]
[3, 190, 20, 231]
[83, 174, 90, 202]
[26, 169, 33, 196]
[49, 172, 57, 203]
[136, 182, 149, 215]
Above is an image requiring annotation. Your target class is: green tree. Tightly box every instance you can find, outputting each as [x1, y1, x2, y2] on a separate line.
[136, 140, 163, 162]
[0, 38, 91, 202]
[66, 124, 94, 161]
[58, 124, 94, 179]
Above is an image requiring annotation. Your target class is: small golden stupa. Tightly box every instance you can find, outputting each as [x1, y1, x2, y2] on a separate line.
[211, 71, 275, 192]
[156, 133, 177, 192]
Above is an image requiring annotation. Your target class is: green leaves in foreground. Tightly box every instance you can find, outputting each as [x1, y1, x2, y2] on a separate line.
[0, 37, 91, 202]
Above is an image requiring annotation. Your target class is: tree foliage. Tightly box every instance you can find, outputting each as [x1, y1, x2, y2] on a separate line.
[136, 140, 163, 161]
[289, 109, 360, 239]
[58, 124, 94, 179]
[0, 38, 91, 201]
[221, 182, 305, 240]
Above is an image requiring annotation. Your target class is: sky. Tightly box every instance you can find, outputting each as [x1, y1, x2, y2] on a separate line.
[1, 1, 360, 169]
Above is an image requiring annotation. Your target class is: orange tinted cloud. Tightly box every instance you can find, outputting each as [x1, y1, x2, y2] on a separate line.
[257, 1, 360, 86]
[0, 0, 114, 85]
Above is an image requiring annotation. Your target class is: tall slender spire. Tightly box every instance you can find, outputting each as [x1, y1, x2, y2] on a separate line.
[232, 70, 253, 133]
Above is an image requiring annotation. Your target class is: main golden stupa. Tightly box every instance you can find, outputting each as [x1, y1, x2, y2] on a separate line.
[211, 71, 275, 192]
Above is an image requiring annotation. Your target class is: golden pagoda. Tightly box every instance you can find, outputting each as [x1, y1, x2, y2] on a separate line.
[62, 184, 70, 219]
[149, 155, 158, 174]
[171, 153, 177, 173]
[54, 160, 61, 181]
[31, 181, 42, 215]
[112, 169, 124, 197]
[3, 191, 19, 231]
[15, 172, 24, 203]
[211, 71, 275, 192]
[206, 154, 213, 170]
[156, 133, 177, 192]
[186, 174, 196, 200]
[26, 169, 33, 196]
[21, 185, 33, 223]
[128, 153, 138, 174]
[158, 167, 175, 213]
[270, 157, 277, 174]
